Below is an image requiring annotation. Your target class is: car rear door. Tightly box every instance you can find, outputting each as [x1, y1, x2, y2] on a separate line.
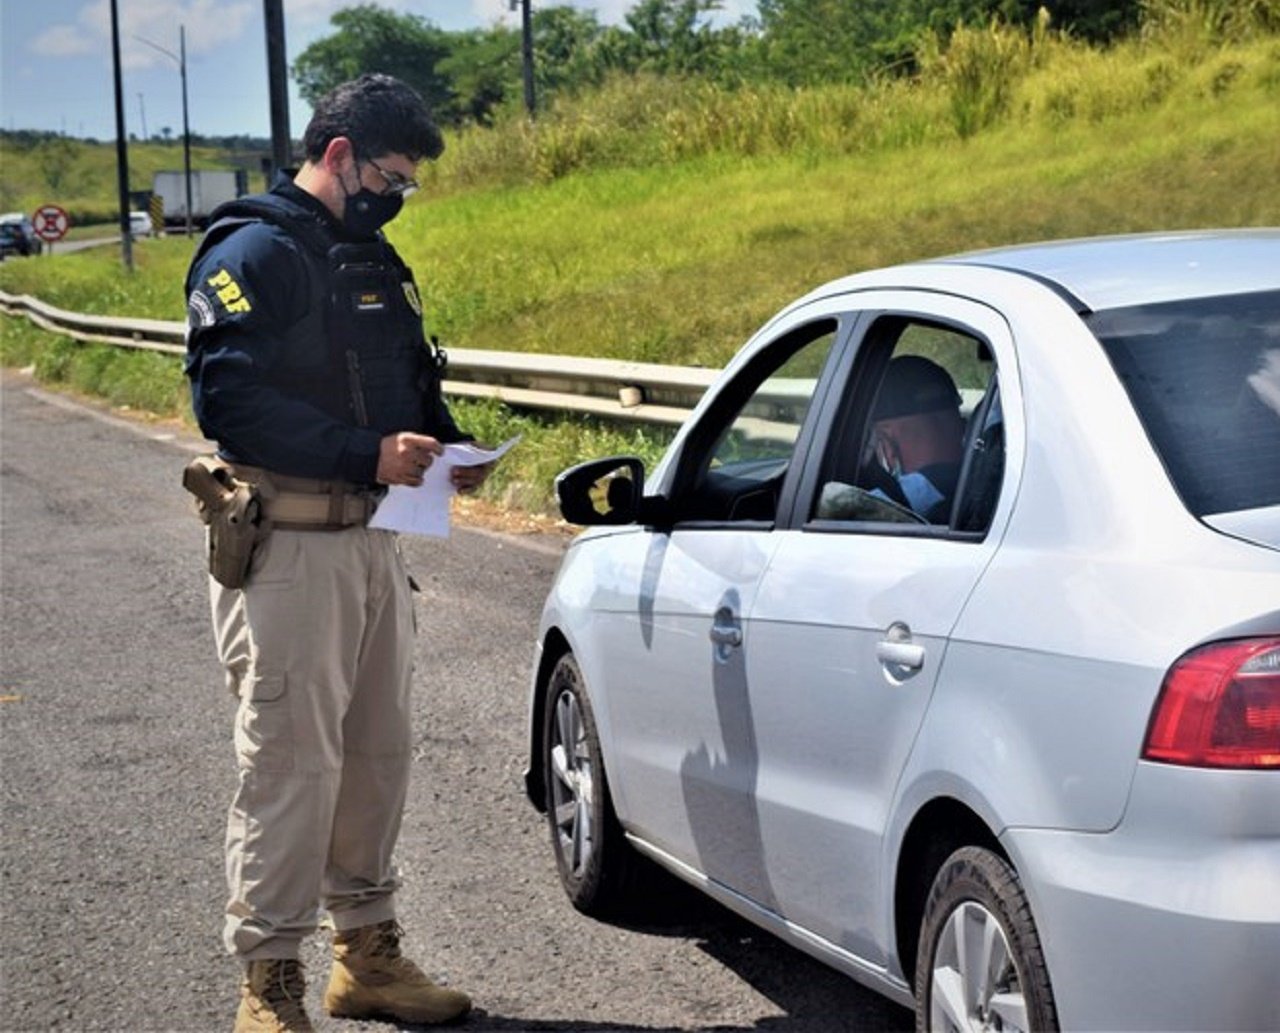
[742, 292, 1020, 966]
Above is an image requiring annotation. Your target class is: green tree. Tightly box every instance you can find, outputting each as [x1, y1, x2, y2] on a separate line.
[532, 6, 607, 94]
[624, 0, 723, 71]
[754, 0, 912, 83]
[292, 5, 456, 123]
[754, 0, 1142, 84]
[438, 28, 521, 125]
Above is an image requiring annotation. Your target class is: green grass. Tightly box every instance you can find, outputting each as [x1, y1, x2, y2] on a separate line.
[0, 318, 189, 415]
[3, 22, 1278, 513]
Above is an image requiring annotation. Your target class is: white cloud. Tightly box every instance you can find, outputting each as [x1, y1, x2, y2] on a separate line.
[468, 0, 516, 28]
[30, 1, 254, 69]
[31, 23, 98, 58]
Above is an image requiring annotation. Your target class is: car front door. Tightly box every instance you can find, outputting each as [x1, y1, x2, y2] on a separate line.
[600, 314, 849, 902]
[742, 293, 1019, 968]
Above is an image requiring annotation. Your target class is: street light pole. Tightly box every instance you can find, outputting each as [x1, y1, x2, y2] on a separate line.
[110, 0, 133, 270]
[509, 0, 536, 119]
[264, 0, 292, 176]
[135, 27, 192, 236]
[180, 27, 193, 237]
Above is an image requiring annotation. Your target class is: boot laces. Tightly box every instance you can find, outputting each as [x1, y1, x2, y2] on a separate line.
[355, 920, 432, 984]
[365, 919, 407, 960]
[254, 959, 309, 1026]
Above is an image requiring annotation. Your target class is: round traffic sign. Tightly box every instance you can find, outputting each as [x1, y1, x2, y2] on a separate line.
[32, 204, 70, 243]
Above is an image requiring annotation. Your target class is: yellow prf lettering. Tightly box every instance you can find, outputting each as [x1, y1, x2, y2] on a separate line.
[207, 268, 253, 314]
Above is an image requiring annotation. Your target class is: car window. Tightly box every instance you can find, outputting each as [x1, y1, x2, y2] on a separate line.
[677, 321, 839, 523]
[811, 316, 1003, 533]
[1087, 289, 1280, 517]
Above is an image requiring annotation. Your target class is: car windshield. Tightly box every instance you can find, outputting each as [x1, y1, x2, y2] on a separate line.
[1087, 289, 1280, 517]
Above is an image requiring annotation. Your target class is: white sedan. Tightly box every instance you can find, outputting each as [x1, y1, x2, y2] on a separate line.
[129, 211, 153, 238]
[524, 230, 1280, 1032]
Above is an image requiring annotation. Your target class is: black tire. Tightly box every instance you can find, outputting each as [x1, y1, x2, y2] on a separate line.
[541, 653, 643, 917]
[915, 846, 1058, 1033]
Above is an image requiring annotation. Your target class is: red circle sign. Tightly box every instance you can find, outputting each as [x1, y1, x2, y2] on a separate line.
[32, 204, 70, 243]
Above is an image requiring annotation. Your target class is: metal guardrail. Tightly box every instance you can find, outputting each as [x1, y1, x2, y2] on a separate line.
[0, 289, 718, 428]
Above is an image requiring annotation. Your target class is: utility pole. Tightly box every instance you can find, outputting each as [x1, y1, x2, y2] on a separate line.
[183, 29, 194, 239]
[137, 92, 147, 140]
[510, 0, 536, 119]
[135, 27, 193, 237]
[109, 0, 133, 270]
[264, 0, 292, 176]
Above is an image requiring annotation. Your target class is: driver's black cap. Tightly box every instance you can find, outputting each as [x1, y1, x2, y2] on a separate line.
[873, 355, 961, 420]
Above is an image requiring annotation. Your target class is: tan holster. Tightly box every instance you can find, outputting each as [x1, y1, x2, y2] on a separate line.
[181, 455, 273, 589]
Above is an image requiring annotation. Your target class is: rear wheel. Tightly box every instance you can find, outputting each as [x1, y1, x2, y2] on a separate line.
[542, 652, 642, 916]
[915, 846, 1058, 1033]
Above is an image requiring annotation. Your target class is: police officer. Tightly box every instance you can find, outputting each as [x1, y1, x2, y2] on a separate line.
[184, 74, 486, 1033]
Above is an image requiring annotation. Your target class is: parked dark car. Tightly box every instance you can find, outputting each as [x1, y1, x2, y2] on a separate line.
[0, 223, 34, 259]
[0, 214, 41, 257]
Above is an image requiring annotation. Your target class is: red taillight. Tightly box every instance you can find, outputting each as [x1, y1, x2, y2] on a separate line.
[1143, 638, 1280, 769]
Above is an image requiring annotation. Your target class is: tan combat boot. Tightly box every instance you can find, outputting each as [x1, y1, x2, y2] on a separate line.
[324, 919, 471, 1025]
[234, 958, 315, 1033]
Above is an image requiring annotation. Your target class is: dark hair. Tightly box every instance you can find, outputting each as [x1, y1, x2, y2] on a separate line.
[302, 73, 444, 163]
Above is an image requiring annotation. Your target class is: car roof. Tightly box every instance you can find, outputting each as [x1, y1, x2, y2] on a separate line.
[931, 228, 1280, 312]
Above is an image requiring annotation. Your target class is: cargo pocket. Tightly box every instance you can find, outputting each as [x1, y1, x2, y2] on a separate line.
[233, 672, 295, 773]
[246, 531, 301, 589]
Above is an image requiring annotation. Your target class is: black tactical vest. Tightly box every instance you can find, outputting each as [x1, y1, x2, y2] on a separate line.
[194, 191, 446, 437]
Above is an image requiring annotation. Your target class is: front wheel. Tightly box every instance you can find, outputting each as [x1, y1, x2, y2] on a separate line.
[915, 846, 1058, 1033]
[541, 652, 643, 917]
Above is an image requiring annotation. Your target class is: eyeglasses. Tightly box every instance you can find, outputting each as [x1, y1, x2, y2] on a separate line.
[365, 157, 419, 198]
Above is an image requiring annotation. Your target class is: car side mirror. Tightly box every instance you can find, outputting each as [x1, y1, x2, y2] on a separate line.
[556, 456, 666, 526]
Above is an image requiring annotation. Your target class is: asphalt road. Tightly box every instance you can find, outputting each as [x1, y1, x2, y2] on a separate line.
[0, 371, 912, 1033]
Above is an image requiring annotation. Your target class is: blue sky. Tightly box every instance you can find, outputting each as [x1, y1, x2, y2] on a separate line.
[0, 1, 757, 141]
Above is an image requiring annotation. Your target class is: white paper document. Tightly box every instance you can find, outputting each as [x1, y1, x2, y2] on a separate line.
[368, 435, 521, 537]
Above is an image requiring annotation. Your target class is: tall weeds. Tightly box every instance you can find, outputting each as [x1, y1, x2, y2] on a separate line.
[423, 8, 1279, 192]
[1141, 0, 1280, 46]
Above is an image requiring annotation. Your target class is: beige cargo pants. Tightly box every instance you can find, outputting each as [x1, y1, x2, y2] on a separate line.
[210, 526, 415, 960]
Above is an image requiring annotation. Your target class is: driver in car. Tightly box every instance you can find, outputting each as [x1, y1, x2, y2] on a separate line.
[867, 355, 965, 522]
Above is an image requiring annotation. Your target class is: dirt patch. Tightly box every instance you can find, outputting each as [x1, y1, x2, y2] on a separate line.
[452, 493, 575, 539]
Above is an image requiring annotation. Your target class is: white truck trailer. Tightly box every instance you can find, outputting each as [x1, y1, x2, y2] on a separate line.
[153, 169, 249, 228]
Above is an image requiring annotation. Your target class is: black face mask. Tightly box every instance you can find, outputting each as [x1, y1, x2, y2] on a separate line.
[341, 170, 403, 237]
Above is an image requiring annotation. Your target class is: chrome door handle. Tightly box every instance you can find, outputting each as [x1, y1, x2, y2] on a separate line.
[710, 624, 743, 648]
[876, 640, 925, 669]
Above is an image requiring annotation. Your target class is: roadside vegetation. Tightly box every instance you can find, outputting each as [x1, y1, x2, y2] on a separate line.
[2, 0, 1277, 513]
[0, 138, 255, 228]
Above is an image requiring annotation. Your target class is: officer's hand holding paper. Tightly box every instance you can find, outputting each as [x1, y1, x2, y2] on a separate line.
[370, 436, 520, 537]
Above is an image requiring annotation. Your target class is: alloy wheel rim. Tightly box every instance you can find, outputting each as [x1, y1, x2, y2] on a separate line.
[549, 689, 594, 878]
[930, 900, 1029, 1033]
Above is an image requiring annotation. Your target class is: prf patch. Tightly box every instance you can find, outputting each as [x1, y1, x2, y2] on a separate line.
[206, 268, 253, 314]
[353, 290, 386, 312]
